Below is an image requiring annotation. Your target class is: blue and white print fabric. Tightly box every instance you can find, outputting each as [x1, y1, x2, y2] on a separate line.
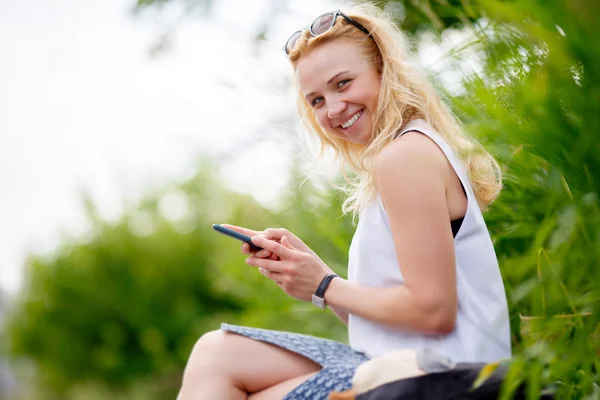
[221, 323, 369, 399]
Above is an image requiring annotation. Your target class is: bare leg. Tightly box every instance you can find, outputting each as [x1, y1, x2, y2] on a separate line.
[248, 372, 318, 400]
[178, 330, 322, 400]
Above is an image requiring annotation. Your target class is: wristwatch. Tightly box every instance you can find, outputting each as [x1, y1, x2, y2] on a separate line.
[311, 273, 338, 309]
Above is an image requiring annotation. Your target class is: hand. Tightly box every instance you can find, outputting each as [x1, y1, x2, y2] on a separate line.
[245, 235, 333, 302]
[220, 224, 279, 260]
[259, 227, 322, 261]
[222, 225, 320, 262]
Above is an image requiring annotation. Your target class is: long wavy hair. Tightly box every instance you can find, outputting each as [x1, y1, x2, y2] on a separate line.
[287, 3, 502, 217]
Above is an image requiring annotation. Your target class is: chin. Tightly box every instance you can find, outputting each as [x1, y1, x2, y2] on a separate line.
[349, 138, 368, 145]
[327, 129, 370, 146]
[337, 132, 368, 146]
[350, 131, 372, 146]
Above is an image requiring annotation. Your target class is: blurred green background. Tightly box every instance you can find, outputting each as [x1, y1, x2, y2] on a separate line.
[2, 0, 599, 399]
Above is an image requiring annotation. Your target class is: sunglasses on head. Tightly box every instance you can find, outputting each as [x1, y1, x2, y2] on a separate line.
[284, 9, 370, 55]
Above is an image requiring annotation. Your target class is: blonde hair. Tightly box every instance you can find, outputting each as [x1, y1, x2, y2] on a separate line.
[288, 3, 502, 217]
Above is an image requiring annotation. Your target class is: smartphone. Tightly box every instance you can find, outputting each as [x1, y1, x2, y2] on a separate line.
[212, 224, 263, 251]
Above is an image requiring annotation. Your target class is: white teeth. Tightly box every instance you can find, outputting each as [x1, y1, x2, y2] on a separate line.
[341, 110, 362, 129]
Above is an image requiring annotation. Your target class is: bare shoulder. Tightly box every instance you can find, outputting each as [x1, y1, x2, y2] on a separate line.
[373, 131, 449, 185]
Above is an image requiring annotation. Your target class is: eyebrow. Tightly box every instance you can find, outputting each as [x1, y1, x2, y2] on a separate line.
[305, 71, 351, 100]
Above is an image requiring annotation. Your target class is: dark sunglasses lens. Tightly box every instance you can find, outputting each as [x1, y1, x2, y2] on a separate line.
[285, 31, 302, 54]
[310, 13, 335, 35]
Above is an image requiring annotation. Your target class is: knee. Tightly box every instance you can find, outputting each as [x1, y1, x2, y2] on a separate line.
[180, 330, 229, 394]
[187, 329, 229, 367]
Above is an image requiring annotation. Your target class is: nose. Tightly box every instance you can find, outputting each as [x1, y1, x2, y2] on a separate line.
[327, 97, 347, 120]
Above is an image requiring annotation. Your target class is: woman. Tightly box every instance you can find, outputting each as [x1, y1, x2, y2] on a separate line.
[179, 4, 511, 399]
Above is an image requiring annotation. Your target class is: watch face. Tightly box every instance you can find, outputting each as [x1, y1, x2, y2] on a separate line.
[312, 294, 326, 309]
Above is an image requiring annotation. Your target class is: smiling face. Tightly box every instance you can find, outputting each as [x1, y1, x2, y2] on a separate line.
[295, 38, 381, 145]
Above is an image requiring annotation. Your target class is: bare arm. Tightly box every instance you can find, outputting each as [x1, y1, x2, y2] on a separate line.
[325, 133, 458, 334]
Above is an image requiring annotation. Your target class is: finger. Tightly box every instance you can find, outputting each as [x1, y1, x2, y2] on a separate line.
[280, 236, 297, 250]
[250, 236, 296, 260]
[242, 243, 267, 255]
[242, 242, 251, 254]
[246, 256, 285, 273]
[254, 249, 274, 259]
[259, 267, 284, 283]
[263, 228, 289, 240]
[221, 224, 261, 237]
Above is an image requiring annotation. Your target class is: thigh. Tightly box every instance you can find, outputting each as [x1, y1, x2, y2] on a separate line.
[184, 330, 322, 394]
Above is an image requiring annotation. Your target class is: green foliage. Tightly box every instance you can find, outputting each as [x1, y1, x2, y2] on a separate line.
[6, 169, 247, 393]
[431, 0, 600, 397]
[381, 0, 485, 33]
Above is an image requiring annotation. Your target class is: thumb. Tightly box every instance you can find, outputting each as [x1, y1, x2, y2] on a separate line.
[281, 236, 295, 250]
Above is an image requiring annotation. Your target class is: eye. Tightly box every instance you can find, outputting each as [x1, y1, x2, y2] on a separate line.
[311, 97, 324, 107]
[337, 79, 351, 88]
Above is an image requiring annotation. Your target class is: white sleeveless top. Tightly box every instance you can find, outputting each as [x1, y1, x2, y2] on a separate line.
[347, 119, 511, 363]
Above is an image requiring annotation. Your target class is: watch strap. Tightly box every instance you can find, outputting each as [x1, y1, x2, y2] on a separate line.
[315, 273, 338, 297]
[312, 273, 338, 309]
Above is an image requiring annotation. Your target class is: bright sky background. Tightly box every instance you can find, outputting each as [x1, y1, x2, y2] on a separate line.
[0, 0, 473, 296]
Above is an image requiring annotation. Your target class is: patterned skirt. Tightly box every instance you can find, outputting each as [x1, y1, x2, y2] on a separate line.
[221, 323, 369, 399]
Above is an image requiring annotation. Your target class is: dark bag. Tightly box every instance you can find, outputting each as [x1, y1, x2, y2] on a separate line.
[356, 362, 554, 400]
